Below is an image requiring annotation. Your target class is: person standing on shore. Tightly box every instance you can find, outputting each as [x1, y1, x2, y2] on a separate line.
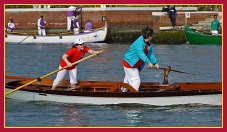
[73, 15, 80, 34]
[210, 15, 221, 35]
[67, 6, 76, 32]
[6, 19, 15, 32]
[162, 5, 177, 28]
[51, 38, 103, 90]
[121, 27, 160, 92]
[75, 5, 82, 17]
[37, 16, 48, 36]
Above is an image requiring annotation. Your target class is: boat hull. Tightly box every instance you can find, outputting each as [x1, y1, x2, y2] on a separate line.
[5, 76, 222, 106]
[5, 88, 221, 106]
[6, 22, 107, 44]
[184, 24, 222, 45]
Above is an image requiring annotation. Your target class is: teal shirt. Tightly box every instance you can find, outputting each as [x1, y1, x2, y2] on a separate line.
[123, 35, 159, 71]
[211, 20, 220, 31]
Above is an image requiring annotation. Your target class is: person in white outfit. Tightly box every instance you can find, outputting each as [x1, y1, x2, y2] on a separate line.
[7, 19, 15, 32]
[51, 38, 103, 90]
[37, 16, 48, 36]
[67, 6, 76, 31]
[73, 15, 80, 34]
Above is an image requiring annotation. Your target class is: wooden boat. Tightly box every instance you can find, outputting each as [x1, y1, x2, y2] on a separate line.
[184, 24, 222, 45]
[5, 21, 107, 44]
[5, 75, 222, 106]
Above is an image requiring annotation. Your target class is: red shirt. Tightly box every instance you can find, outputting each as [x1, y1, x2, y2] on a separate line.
[122, 42, 149, 68]
[60, 46, 90, 70]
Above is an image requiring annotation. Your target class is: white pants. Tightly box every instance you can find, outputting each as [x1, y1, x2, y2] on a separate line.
[211, 30, 218, 35]
[38, 29, 46, 36]
[52, 66, 78, 90]
[74, 28, 79, 34]
[67, 16, 75, 31]
[123, 66, 141, 91]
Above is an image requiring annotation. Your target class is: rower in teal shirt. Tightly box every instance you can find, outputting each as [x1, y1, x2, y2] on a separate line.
[122, 27, 160, 92]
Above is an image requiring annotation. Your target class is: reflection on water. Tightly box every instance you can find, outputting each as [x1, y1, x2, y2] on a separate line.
[6, 99, 222, 127]
[57, 107, 82, 126]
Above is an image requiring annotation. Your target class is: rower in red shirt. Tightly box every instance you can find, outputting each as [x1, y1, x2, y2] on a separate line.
[52, 38, 103, 90]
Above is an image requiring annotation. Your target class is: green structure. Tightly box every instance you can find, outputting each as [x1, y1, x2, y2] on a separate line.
[184, 24, 222, 45]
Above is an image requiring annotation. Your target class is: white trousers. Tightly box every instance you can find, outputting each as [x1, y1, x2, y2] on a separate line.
[123, 66, 141, 91]
[52, 66, 78, 89]
[67, 16, 75, 31]
[211, 30, 218, 35]
[74, 28, 79, 34]
[38, 29, 46, 36]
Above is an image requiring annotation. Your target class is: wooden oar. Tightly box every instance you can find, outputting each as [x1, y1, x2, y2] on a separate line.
[17, 35, 30, 44]
[5, 52, 103, 96]
[159, 67, 195, 75]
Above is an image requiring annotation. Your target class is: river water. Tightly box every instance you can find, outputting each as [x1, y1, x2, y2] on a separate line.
[5, 43, 222, 127]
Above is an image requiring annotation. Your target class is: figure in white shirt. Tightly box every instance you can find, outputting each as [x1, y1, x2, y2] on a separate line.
[37, 16, 48, 36]
[73, 15, 80, 34]
[67, 6, 76, 31]
[7, 19, 15, 32]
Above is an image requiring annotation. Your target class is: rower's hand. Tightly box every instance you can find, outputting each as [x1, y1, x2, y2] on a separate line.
[66, 62, 73, 67]
[154, 64, 160, 69]
[147, 63, 154, 69]
[95, 50, 104, 55]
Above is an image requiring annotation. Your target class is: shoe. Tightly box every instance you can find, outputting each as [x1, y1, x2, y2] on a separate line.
[65, 84, 80, 91]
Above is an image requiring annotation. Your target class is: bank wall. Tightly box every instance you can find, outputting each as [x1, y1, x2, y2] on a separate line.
[5, 7, 219, 31]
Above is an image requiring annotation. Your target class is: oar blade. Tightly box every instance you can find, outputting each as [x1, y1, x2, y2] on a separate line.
[170, 69, 195, 75]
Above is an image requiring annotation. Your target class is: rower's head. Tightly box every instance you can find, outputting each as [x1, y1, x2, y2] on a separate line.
[9, 19, 13, 23]
[72, 38, 85, 50]
[214, 15, 218, 20]
[142, 27, 153, 42]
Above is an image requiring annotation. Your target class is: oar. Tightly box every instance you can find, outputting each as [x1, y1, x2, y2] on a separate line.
[17, 32, 36, 44]
[17, 35, 30, 44]
[5, 52, 103, 96]
[159, 67, 195, 75]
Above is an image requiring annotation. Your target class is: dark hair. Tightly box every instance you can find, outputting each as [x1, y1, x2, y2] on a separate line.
[142, 27, 153, 39]
[71, 44, 84, 48]
[71, 44, 77, 48]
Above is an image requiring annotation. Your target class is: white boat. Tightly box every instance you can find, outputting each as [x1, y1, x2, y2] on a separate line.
[5, 75, 222, 106]
[5, 21, 107, 44]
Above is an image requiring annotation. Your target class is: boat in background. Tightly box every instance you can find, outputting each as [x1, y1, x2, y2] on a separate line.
[5, 75, 222, 106]
[5, 21, 108, 44]
[184, 24, 222, 45]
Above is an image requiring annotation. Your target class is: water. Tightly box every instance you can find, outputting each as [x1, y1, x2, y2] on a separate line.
[5, 43, 222, 127]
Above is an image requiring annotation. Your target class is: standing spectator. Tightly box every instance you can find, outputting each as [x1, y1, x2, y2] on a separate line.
[67, 6, 76, 31]
[37, 16, 48, 36]
[162, 5, 177, 28]
[73, 15, 80, 34]
[7, 19, 15, 32]
[75, 6, 82, 17]
[210, 15, 221, 35]
[84, 19, 93, 32]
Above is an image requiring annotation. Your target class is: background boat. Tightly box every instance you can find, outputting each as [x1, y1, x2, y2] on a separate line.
[5, 21, 107, 44]
[184, 24, 222, 45]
